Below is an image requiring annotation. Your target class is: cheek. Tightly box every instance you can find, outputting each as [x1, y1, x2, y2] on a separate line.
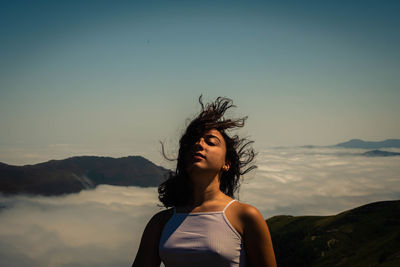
[215, 148, 227, 164]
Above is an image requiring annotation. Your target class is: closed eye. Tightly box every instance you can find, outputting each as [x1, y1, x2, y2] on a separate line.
[204, 136, 219, 146]
[206, 140, 216, 146]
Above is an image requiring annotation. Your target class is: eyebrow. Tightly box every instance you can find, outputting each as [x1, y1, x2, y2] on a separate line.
[205, 134, 221, 143]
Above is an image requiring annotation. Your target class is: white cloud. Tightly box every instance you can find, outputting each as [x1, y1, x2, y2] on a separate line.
[240, 147, 400, 217]
[0, 186, 161, 267]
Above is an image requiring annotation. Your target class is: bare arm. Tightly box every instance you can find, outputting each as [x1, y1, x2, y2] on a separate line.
[242, 205, 277, 267]
[132, 209, 172, 267]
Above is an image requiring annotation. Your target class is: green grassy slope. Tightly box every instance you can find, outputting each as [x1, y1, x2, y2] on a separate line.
[267, 200, 400, 267]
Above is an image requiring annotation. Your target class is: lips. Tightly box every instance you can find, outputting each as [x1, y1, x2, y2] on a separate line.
[193, 152, 206, 159]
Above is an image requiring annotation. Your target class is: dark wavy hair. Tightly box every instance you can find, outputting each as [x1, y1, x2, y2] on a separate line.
[158, 96, 256, 208]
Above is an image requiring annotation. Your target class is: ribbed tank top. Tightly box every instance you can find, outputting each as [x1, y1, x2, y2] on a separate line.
[159, 199, 247, 267]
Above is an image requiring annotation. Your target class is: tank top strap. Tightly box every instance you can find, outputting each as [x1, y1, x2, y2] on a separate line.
[223, 199, 236, 213]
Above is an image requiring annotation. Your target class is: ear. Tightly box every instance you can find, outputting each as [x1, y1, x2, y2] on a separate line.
[223, 161, 231, 172]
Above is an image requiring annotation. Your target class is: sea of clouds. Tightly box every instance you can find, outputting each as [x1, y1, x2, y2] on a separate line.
[0, 146, 399, 266]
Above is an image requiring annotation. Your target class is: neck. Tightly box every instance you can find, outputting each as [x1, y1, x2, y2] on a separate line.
[189, 171, 225, 206]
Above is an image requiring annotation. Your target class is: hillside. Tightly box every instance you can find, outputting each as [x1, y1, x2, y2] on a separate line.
[267, 200, 400, 267]
[0, 155, 169, 196]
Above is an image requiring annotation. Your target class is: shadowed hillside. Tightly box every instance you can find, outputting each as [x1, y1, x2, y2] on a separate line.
[267, 200, 400, 267]
[0, 156, 169, 196]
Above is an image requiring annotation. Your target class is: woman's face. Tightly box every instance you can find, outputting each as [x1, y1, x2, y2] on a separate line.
[184, 129, 230, 175]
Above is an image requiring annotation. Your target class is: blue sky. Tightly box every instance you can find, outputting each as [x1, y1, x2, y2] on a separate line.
[1, 0, 399, 165]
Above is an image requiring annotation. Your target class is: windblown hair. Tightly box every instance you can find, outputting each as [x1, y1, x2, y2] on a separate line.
[158, 96, 256, 208]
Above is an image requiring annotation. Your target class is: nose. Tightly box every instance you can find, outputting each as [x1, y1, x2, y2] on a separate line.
[194, 137, 205, 150]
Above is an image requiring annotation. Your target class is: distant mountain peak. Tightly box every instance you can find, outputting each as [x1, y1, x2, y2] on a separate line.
[362, 149, 400, 157]
[334, 139, 400, 149]
[348, 138, 364, 141]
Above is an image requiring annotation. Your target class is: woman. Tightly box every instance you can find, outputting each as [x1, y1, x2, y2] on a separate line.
[132, 96, 276, 267]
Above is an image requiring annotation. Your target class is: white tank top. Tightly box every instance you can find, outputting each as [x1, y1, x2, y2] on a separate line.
[159, 199, 247, 267]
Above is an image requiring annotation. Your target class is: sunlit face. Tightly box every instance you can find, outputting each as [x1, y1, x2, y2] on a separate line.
[184, 129, 230, 176]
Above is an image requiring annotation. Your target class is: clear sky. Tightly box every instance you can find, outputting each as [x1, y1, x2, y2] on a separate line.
[1, 0, 399, 165]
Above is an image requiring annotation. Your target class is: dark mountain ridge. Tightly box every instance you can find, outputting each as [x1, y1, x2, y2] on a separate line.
[0, 155, 169, 196]
[267, 200, 400, 267]
[362, 150, 400, 157]
[334, 139, 400, 149]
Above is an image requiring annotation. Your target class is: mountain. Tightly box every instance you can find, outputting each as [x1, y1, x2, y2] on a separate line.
[334, 139, 400, 149]
[267, 200, 400, 267]
[362, 150, 400, 157]
[0, 156, 169, 196]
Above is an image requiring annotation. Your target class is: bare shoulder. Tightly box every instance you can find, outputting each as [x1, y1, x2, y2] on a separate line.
[147, 207, 174, 230]
[132, 208, 174, 267]
[234, 201, 265, 222]
[234, 202, 277, 267]
[225, 201, 266, 237]
[153, 207, 174, 220]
